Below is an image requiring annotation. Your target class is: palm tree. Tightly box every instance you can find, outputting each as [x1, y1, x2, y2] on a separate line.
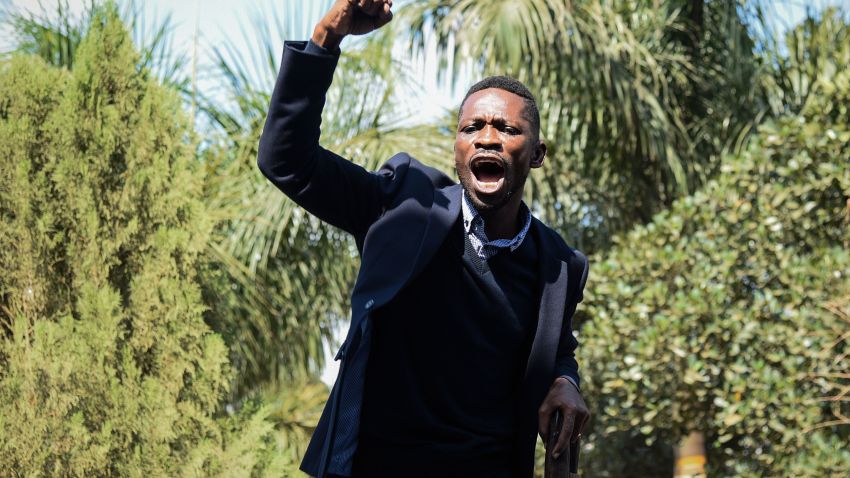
[1, 0, 435, 464]
[1, 0, 189, 91]
[399, 0, 767, 253]
[757, 4, 850, 117]
[199, 0, 454, 397]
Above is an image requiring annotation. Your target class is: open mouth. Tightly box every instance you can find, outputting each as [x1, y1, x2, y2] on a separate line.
[470, 156, 506, 193]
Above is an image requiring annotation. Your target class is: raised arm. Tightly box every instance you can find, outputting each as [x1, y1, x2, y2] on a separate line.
[257, 0, 394, 237]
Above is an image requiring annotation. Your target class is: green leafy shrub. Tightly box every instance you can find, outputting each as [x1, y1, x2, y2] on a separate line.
[0, 7, 287, 476]
[578, 56, 850, 476]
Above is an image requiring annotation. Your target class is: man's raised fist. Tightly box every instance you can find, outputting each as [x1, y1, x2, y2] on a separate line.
[312, 0, 394, 50]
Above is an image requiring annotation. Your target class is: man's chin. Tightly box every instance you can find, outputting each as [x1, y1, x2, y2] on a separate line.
[458, 172, 514, 211]
[466, 188, 512, 212]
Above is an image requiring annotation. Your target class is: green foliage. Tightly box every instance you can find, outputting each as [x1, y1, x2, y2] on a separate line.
[210, 381, 329, 478]
[257, 379, 329, 469]
[0, 8, 284, 476]
[402, 0, 764, 253]
[2, 1, 849, 476]
[578, 44, 850, 476]
[818, 293, 850, 430]
[199, 0, 454, 394]
[760, 7, 850, 118]
[1, 0, 189, 91]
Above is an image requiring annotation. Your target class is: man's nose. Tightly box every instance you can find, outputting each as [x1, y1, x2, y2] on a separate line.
[474, 125, 501, 150]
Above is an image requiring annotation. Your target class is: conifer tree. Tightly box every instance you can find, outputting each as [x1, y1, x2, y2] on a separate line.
[0, 7, 284, 476]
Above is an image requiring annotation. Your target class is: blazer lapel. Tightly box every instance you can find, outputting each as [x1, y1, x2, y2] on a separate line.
[404, 183, 463, 286]
[519, 219, 570, 427]
[511, 219, 571, 475]
[349, 183, 462, 328]
[525, 225, 569, 387]
[527, 259, 568, 382]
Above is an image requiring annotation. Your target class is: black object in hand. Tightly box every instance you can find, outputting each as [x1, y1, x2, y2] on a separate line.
[544, 409, 581, 478]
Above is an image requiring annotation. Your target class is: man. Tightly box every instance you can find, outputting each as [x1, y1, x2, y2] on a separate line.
[257, 1, 590, 476]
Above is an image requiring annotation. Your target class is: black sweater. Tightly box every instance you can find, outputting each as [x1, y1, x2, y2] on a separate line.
[354, 219, 541, 477]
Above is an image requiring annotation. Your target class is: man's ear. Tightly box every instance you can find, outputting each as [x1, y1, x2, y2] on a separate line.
[530, 142, 546, 168]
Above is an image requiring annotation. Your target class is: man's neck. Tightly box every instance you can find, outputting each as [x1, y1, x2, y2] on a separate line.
[480, 196, 523, 240]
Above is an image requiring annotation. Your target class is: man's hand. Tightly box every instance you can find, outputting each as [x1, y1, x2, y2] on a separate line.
[312, 0, 394, 50]
[538, 377, 590, 459]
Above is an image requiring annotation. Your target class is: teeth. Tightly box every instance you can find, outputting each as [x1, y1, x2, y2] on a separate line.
[476, 177, 504, 192]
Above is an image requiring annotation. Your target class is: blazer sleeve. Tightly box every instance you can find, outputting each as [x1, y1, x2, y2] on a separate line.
[257, 41, 385, 238]
[554, 250, 589, 389]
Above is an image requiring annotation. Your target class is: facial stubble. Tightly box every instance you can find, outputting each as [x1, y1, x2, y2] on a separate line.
[456, 158, 529, 214]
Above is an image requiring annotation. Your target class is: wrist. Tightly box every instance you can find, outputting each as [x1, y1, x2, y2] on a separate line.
[311, 24, 344, 51]
[556, 375, 581, 393]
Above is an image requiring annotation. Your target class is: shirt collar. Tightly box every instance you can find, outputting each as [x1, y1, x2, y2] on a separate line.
[461, 191, 532, 253]
[461, 192, 478, 234]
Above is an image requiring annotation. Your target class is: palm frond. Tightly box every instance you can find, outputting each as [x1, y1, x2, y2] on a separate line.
[758, 5, 850, 116]
[399, 0, 767, 252]
[1, 0, 93, 67]
[1, 0, 187, 90]
[200, 0, 452, 395]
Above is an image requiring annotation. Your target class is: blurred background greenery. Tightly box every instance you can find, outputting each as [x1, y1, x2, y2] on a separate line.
[0, 0, 847, 476]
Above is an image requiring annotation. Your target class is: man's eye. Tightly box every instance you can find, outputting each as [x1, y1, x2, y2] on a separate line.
[504, 127, 520, 135]
[462, 125, 477, 133]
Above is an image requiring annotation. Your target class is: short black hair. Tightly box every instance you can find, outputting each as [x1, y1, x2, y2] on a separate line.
[459, 76, 540, 138]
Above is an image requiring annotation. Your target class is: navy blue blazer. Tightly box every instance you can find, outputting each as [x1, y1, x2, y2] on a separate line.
[258, 41, 589, 478]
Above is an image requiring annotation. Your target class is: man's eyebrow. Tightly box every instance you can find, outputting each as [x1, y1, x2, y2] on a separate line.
[461, 114, 511, 123]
